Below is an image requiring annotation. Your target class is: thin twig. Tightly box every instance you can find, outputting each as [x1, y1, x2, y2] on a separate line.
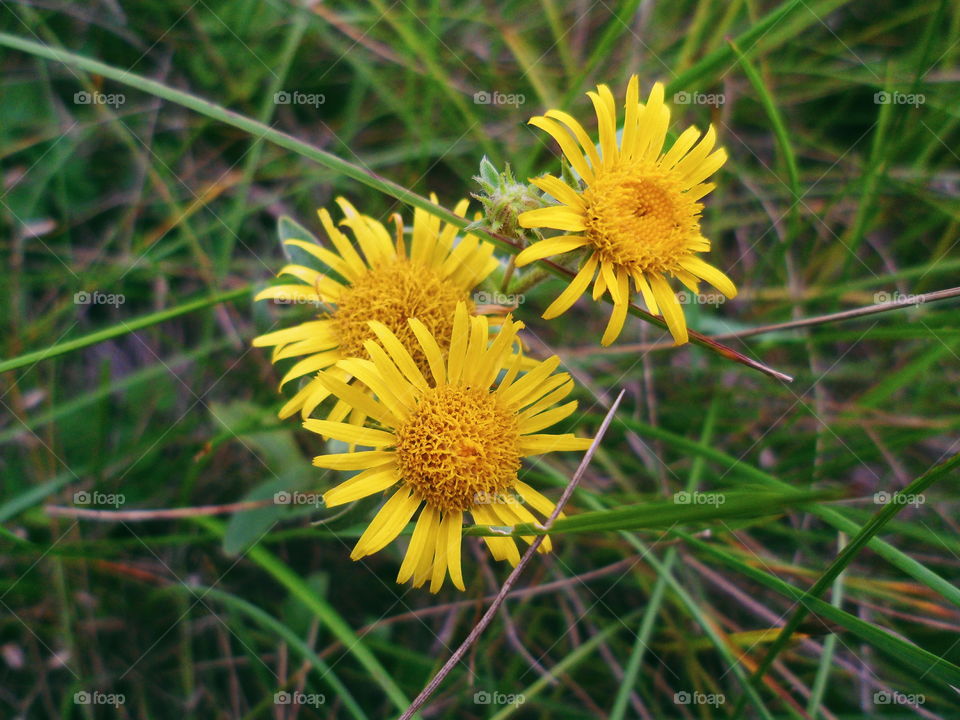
[563, 286, 960, 356]
[396, 389, 626, 720]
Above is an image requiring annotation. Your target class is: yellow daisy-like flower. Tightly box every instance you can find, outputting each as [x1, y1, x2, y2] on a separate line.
[516, 75, 737, 346]
[308, 303, 592, 593]
[253, 196, 498, 420]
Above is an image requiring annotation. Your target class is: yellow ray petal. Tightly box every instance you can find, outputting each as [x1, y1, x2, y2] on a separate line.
[337, 358, 411, 421]
[587, 85, 618, 167]
[429, 516, 449, 593]
[639, 84, 669, 162]
[412, 504, 440, 587]
[254, 285, 322, 304]
[600, 271, 631, 346]
[542, 254, 599, 320]
[529, 116, 594, 183]
[397, 504, 434, 585]
[517, 206, 586, 232]
[314, 372, 396, 427]
[361, 341, 417, 408]
[680, 256, 737, 298]
[518, 378, 574, 421]
[367, 321, 429, 392]
[513, 480, 560, 521]
[498, 354, 561, 408]
[687, 182, 716, 202]
[351, 486, 420, 559]
[407, 318, 446, 387]
[515, 235, 589, 267]
[529, 174, 585, 209]
[435, 198, 470, 256]
[621, 74, 641, 160]
[313, 449, 395, 470]
[672, 125, 716, 180]
[272, 336, 339, 361]
[304, 419, 395, 447]
[279, 351, 339, 387]
[253, 321, 332, 348]
[649, 273, 689, 344]
[278, 376, 327, 420]
[592, 267, 607, 301]
[543, 109, 601, 171]
[277, 264, 321, 286]
[296, 378, 336, 420]
[443, 511, 465, 591]
[324, 464, 399, 507]
[476, 506, 522, 565]
[519, 400, 578, 434]
[488, 502, 534, 546]
[318, 206, 366, 277]
[660, 125, 702, 170]
[519, 433, 593, 454]
[446, 302, 470, 385]
[633, 272, 659, 315]
[600, 261, 621, 304]
[681, 148, 728, 190]
[283, 239, 356, 283]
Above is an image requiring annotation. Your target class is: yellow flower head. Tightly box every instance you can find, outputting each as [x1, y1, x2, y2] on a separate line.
[516, 75, 737, 346]
[309, 303, 592, 593]
[253, 196, 498, 420]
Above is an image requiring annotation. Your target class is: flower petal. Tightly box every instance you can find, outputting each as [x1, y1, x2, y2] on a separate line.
[529, 174, 585, 209]
[324, 464, 399, 507]
[649, 273, 689, 345]
[680, 256, 737, 298]
[517, 206, 586, 232]
[398, 504, 435, 585]
[542, 254, 599, 320]
[515, 235, 588, 267]
[351, 486, 420, 559]
[313, 450, 395, 470]
[529, 116, 594, 183]
[304, 419, 395, 447]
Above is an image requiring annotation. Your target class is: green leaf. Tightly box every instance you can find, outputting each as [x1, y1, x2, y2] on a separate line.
[464, 488, 840, 537]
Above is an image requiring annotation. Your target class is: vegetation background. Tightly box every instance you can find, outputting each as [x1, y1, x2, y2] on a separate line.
[1, 0, 959, 718]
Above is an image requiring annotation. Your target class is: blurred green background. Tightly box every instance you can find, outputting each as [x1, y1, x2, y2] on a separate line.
[2, 0, 959, 718]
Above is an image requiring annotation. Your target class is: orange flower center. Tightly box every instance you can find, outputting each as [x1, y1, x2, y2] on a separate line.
[394, 385, 520, 512]
[582, 164, 702, 274]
